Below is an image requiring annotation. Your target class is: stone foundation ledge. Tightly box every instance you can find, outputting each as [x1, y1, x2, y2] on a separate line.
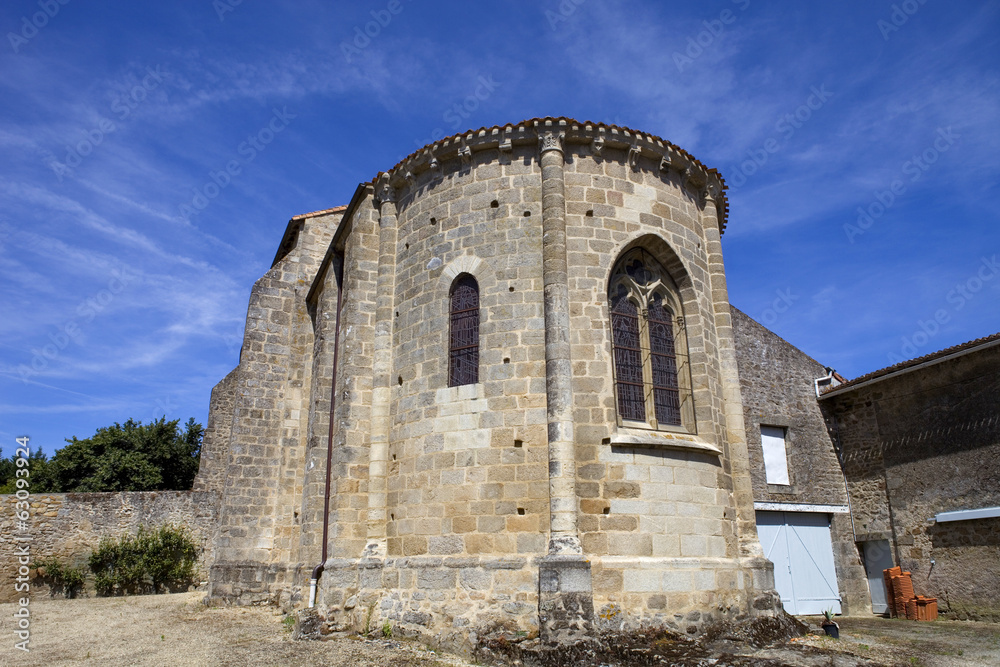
[310, 553, 780, 648]
[207, 560, 305, 607]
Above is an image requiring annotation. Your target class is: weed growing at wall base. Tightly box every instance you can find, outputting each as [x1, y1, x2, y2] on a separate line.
[89, 524, 198, 596]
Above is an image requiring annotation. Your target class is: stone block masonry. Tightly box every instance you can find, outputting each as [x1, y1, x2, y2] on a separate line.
[0, 491, 218, 602]
[820, 340, 1000, 621]
[201, 118, 782, 645]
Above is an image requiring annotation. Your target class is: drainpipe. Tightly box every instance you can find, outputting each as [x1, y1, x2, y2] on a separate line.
[310, 261, 344, 608]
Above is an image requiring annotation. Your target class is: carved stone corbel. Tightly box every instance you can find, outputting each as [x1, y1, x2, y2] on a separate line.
[374, 176, 396, 208]
[538, 131, 565, 154]
[627, 144, 641, 171]
[591, 134, 605, 157]
[458, 138, 472, 167]
[498, 129, 513, 164]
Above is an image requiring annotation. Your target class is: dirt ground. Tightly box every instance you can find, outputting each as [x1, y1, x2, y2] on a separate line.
[795, 615, 1000, 666]
[1, 593, 998, 666]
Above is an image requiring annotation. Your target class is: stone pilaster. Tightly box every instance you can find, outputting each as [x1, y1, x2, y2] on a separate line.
[538, 130, 580, 555]
[365, 180, 398, 558]
[538, 129, 593, 642]
[701, 185, 761, 558]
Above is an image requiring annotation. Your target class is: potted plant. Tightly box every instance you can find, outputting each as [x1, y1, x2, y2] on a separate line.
[821, 608, 840, 639]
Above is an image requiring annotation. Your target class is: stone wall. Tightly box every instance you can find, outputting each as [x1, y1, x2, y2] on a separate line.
[731, 307, 869, 614]
[193, 366, 239, 494]
[820, 341, 1000, 620]
[0, 491, 218, 602]
[206, 209, 338, 606]
[291, 119, 778, 641]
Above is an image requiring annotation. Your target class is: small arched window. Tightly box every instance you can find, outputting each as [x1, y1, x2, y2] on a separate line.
[449, 274, 480, 386]
[609, 249, 691, 430]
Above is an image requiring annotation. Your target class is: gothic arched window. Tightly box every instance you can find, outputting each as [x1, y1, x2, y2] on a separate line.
[448, 274, 480, 387]
[609, 249, 691, 430]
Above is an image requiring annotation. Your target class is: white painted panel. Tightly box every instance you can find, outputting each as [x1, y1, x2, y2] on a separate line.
[761, 425, 790, 485]
[756, 511, 841, 616]
[756, 511, 795, 613]
[785, 513, 841, 615]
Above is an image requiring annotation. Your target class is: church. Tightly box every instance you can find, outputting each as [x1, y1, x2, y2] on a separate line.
[193, 117, 1000, 642]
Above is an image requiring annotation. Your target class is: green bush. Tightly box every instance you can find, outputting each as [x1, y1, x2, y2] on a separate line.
[88, 523, 199, 596]
[33, 557, 86, 598]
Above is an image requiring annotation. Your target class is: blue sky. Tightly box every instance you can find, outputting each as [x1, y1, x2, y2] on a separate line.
[2, 0, 998, 455]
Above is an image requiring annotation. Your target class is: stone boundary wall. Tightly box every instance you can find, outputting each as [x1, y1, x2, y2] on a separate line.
[0, 491, 218, 602]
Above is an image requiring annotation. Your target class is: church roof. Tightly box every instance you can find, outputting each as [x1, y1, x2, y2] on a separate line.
[820, 331, 1000, 398]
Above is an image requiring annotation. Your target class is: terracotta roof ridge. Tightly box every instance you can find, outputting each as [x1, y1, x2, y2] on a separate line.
[370, 116, 730, 232]
[822, 331, 1000, 394]
[291, 205, 348, 221]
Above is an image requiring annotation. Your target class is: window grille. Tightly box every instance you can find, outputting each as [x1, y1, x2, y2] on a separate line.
[609, 249, 687, 428]
[449, 274, 479, 386]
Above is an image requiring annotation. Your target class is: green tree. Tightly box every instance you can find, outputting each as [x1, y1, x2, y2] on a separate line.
[0, 448, 53, 494]
[41, 417, 203, 492]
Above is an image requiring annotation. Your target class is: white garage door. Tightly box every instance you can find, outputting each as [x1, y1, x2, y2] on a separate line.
[756, 511, 842, 616]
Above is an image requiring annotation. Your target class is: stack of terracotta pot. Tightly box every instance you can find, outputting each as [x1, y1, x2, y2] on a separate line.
[883, 567, 937, 620]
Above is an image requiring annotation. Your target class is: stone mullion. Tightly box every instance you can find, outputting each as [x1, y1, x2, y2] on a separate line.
[365, 184, 398, 558]
[538, 131, 580, 555]
[701, 186, 762, 558]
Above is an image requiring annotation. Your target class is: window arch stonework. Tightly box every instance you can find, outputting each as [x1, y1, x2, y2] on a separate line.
[609, 248, 694, 433]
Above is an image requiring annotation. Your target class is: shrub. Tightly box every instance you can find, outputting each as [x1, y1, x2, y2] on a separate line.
[88, 523, 199, 596]
[33, 557, 86, 598]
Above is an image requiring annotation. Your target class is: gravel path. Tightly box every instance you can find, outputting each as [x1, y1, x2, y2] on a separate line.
[3, 593, 999, 666]
[0, 592, 472, 666]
